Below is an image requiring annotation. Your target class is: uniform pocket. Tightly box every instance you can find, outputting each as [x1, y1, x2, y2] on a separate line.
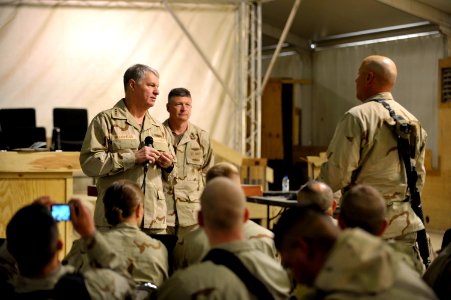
[186, 142, 204, 167]
[153, 138, 170, 153]
[111, 138, 139, 151]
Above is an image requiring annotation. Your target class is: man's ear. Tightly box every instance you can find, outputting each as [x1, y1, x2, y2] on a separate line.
[243, 207, 249, 223]
[366, 71, 375, 84]
[129, 79, 136, 91]
[377, 218, 388, 237]
[198, 210, 204, 227]
[56, 239, 63, 251]
[135, 202, 143, 218]
[166, 103, 170, 112]
[331, 199, 337, 213]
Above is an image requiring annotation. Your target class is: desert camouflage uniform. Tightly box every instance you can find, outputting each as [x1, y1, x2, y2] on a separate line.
[242, 220, 280, 261]
[160, 240, 290, 300]
[305, 229, 437, 299]
[80, 99, 175, 231]
[65, 223, 168, 285]
[173, 220, 279, 270]
[0, 242, 17, 283]
[157, 261, 252, 300]
[318, 92, 427, 239]
[163, 120, 213, 230]
[11, 232, 133, 299]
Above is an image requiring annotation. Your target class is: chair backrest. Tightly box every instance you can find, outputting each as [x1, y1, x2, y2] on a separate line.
[53, 108, 88, 151]
[0, 108, 47, 150]
[0, 108, 36, 130]
[1, 127, 47, 150]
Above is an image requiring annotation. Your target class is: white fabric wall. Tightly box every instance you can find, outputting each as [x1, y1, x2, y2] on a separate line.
[0, 3, 236, 146]
[311, 34, 445, 166]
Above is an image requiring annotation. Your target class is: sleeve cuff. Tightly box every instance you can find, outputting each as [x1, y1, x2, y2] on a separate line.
[163, 162, 175, 173]
[122, 152, 136, 170]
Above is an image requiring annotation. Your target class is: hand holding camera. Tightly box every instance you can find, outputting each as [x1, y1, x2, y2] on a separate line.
[33, 196, 95, 239]
[69, 198, 96, 239]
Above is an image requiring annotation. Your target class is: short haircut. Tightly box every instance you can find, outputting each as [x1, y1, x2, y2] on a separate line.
[7, 204, 59, 277]
[206, 162, 239, 183]
[200, 177, 245, 231]
[168, 87, 191, 102]
[123, 64, 159, 92]
[103, 180, 144, 226]
[297, 180, 333, 211]
[362, 55, 397, 87]
[273, 203, 336, 251]
[340, 184, 386, 235]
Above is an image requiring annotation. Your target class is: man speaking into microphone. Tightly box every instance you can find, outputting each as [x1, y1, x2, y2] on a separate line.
[80, 64, 175, 234]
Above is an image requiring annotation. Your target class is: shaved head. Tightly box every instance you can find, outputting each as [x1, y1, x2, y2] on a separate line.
[206, 162, 240, 185]
[339, 184, 386, 235]
[355, 55, 397, 101]
[200, 177, 246, 231]
[362, 55, 397, 88]
[273, 203, 341, 286]
[297, 180, 334, 212]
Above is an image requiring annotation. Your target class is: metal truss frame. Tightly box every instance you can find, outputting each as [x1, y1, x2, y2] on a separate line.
[236, 1, 262, 158]
[2, 0, 266, 157]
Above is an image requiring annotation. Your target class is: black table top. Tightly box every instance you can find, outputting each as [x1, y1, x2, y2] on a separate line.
[246, 195, 299, 207]
[262, 190, 297, 200]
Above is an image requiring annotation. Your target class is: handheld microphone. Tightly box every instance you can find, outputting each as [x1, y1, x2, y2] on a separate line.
[145, 136, 154, 148]
[144, 136, 154, 170]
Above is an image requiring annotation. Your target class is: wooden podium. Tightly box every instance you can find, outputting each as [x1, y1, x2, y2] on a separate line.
[0, 151, 81, 256]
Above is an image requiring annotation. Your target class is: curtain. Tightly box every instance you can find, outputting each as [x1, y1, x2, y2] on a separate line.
[0, 3, 236, 146]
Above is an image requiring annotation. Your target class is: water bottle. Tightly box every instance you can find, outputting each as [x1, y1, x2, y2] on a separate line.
[51, 127, 62, 151]
[282, 175, 290, 192]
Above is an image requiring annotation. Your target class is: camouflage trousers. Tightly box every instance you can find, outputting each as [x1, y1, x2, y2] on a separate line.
[386, 231, 425, 275]
[166, 224, 199, 239]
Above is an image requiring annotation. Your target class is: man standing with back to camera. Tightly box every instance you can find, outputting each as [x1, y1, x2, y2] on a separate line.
[318, 55, 428, 271]
[163, 87, 214, 237]
[80, 64, 175, 234]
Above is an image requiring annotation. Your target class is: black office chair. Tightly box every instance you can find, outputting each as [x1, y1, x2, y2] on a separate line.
[53, 108, 88, 151]
[0, 108, 47, 150]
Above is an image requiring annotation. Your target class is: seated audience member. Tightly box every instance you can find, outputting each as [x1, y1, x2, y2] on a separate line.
[273, 203, 437, 300]
[423, 229, 451, 300]
[6, 197, 133, 299]
[0, 239, 17, 284]
[338, 184, 387, 235]
[297, 180, 337, 225]
[173, 162, 279, 270]
[339, 184, 425, 275]
[0, 240, 16, 298]
[205, 161, 241, 184]
[64, 180, 168, 286]
[157, 178, 291, 299]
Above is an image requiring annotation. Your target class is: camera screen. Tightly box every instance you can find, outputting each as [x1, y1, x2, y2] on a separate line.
[51, 204, 71, 222]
